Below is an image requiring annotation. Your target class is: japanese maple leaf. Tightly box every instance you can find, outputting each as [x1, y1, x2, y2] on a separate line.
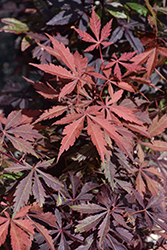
[0, 206, 34, 250]
[130, 147, 165, 198]
[60, 172, 99, 206]
[28, 203, 59, 250]
[71, 185, 129, 248]
[88, 66, 153, 95]
[31, 206, 83, 250]
[137, 114, 167, 152]
[0, 110, 42, 156]
[23, 76, 58, 99]
[109, 19, 144, 53]
[74, 8, 113, 52]
[131, 190, 167, 233]
[105, 51, 144, 81]
[98, 89, 144, 125]
[5, 159, 64, 213]
[30, 35, 93, 101]
[148, 114, 167, 137]
[131, 43, 167, 79]
[54, 105, 134, 164]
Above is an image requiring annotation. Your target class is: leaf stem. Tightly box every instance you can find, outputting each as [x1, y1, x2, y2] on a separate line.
[0, 150, 25, 166]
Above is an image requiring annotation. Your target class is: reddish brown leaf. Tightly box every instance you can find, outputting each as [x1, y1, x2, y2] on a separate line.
[34, 105, 69, 124]
[98, 212, 110, 247]
[106, 51, 143, 80]
[0, 207, 34, 250]
[75, 212, 107, 233]
[57, 116, 85, 162]
[10, 222, 32, 250]
[74, 9, 113, 52]
[141, 140, 167, 151]
[0, 217, 10, 246]
[0, 111, 42, 156]
[132, 45, 167, 79]
[23, 76, 58, 99]
[148, 115, 167, 137]
[87, 117, 107, 164]
[31, 220, 55, 250]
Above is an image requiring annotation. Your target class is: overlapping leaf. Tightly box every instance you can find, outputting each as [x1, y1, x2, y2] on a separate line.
[71, 185, 129, 247]
[0, 111, 42, 156]
[0, 206, 34, 250]
[105, 51, 144, 81]
[30, 36, 92, 101]
[131, 45, 167, 79]
[5, 159, 64, 213]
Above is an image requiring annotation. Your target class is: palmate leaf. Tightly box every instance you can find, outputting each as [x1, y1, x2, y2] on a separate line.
[131, 45, 167, 79]
[0, 110, 42, 156]
[54, 101, 148, 163]
[109, 18, 144, 53]
[132, 157, 165, 198]
[105, 51, 144, 80]
[0, 206, 34, 250]
[132, 190, 167, 233]
[55, 108, 119, 163]
[5, 159, 64, 213]
[74, 8, 113, 52]
[72, 185, 129, 246]
[30, 36, 90, 101]
[62, 173, 98, 206]
[33, 207, 83, 250]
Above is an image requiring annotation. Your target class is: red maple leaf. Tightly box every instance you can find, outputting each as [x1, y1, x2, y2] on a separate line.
[131, 44, 167, 79]
[0, 111, 42, 156]
[74, 8, 113, 52]
[0, 206, 34, 250]
[105, 51, 144, 81]
[30, 35, 93, 101]
[5, 159, 64, 213]
[54, 102, 143, 163]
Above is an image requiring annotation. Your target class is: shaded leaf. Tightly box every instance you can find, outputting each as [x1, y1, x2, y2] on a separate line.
[75, 211, 107, 233]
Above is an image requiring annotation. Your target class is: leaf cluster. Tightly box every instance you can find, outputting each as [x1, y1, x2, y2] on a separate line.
[0, 0, 167, 249]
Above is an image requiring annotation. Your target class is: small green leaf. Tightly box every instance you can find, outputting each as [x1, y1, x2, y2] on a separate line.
[126, 3, 148, 16]
[21, 35, 33, 52]
[107, 9, 127, 19]
[0, 18, 29, 34]
[2, 172, 23, 180]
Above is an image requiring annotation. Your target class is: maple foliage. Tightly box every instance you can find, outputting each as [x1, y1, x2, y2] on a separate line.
[0, 0, 167, 249]
[0, 111, 42, 156]
[0, 206, 34, 250]
[74, 8, 113, 53]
